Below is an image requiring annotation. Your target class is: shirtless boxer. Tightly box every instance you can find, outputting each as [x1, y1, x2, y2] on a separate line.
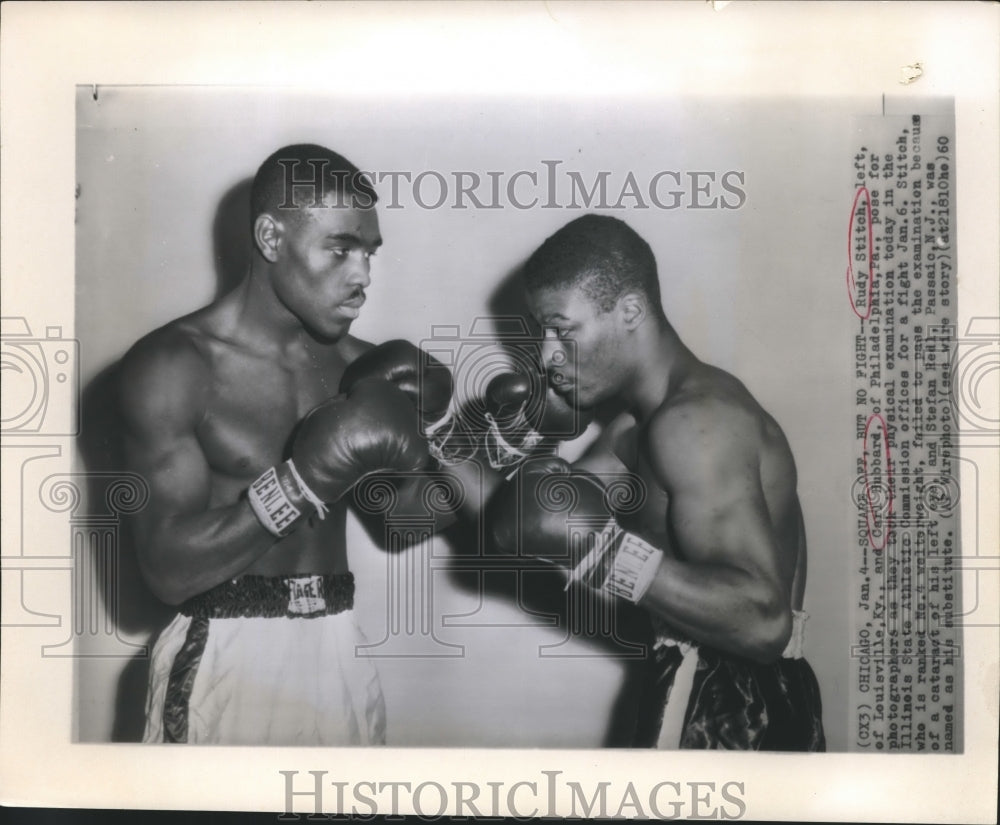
[120, 144, 448, 745]
[489, 214, 825, 750]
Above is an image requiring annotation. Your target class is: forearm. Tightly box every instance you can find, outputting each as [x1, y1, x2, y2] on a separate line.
[134, 499, 275, 605]
[639, 557, 791, 663]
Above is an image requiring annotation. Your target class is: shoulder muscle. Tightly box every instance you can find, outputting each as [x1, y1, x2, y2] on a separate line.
[645, 394, 760, 496]
[118, 326, 210, 439]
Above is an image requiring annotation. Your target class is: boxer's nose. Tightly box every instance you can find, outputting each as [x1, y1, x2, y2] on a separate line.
[346, 253, 372, 289]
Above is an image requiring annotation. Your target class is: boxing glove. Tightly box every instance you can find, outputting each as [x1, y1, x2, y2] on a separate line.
[340, 339, 453, 428]
[483, 367, 589, 471]
[339, 339, 473, 465]
[488, 456, 663, 604]
[247, 380, 429, 537]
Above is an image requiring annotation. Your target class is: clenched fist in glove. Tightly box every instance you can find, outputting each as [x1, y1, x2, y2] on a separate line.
[340, 339, 471, 465]
[340, 339, 453, 427]
[488, 456, 663, 604]
[247, 380, 428, 537]
[483, 366, 590, 472]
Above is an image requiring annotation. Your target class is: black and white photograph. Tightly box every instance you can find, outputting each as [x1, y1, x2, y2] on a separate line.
[1, 2, 997, 821]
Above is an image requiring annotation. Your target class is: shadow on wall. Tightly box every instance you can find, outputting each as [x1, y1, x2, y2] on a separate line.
[212, 177, 254, 299]
[77, 177, 255, 741]
[78, 361, 171, 742]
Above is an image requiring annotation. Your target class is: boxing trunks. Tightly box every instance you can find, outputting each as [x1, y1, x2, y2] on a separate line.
[143, 572, 386, 746]
[633, 611, 826, 751]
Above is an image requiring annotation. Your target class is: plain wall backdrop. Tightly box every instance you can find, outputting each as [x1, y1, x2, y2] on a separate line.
[74, 87, 861, 749]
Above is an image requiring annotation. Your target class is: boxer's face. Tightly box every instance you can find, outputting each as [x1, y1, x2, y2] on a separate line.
[529, 284, 631, 409]
[267, 190, 381, 340]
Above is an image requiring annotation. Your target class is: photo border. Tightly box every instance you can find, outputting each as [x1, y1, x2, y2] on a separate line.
[1, 2, 997, 821]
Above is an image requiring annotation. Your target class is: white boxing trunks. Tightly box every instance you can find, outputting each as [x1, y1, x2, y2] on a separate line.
[143, 572, 386, 746]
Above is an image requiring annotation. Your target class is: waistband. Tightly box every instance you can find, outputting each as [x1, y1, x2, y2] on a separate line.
[652, 610, 810, 660]
[179, 572, 355, 620]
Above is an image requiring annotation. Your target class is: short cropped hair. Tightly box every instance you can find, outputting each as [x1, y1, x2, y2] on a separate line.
[522, 215, 665, 318]
[250, 144, 377, 224]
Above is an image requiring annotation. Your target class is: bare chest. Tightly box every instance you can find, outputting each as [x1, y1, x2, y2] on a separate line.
[196, 346, 346, 481]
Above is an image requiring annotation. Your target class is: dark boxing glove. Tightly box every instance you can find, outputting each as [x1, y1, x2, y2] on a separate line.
[483, 367, 589, 472]
[489, 456, 663, 604]
[340, 339, 453, 425]
[247, 380, 429, 537]
[339, 339, 470, 465]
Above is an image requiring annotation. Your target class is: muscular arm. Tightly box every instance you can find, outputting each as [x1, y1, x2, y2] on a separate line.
[640, 402, 793, 663]
[119, 335, 275, 605]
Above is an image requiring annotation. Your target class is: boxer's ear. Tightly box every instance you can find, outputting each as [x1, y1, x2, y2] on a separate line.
[618, 293, 646, 330]
[254, 213, 283, 263]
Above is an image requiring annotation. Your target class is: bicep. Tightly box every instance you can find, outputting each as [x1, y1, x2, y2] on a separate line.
[118, 344, 213, 531]
[668, 464, 779, 577]
[121, 420, 212, 523]
[653, 415, 784, 585]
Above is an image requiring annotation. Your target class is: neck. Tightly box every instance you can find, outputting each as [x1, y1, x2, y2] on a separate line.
[622, 319, 692, 421]
[229, 260, 312, 352]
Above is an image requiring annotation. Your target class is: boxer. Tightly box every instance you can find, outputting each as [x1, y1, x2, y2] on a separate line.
[488, 214, 825, 750]
[121, 144, 451, 745]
